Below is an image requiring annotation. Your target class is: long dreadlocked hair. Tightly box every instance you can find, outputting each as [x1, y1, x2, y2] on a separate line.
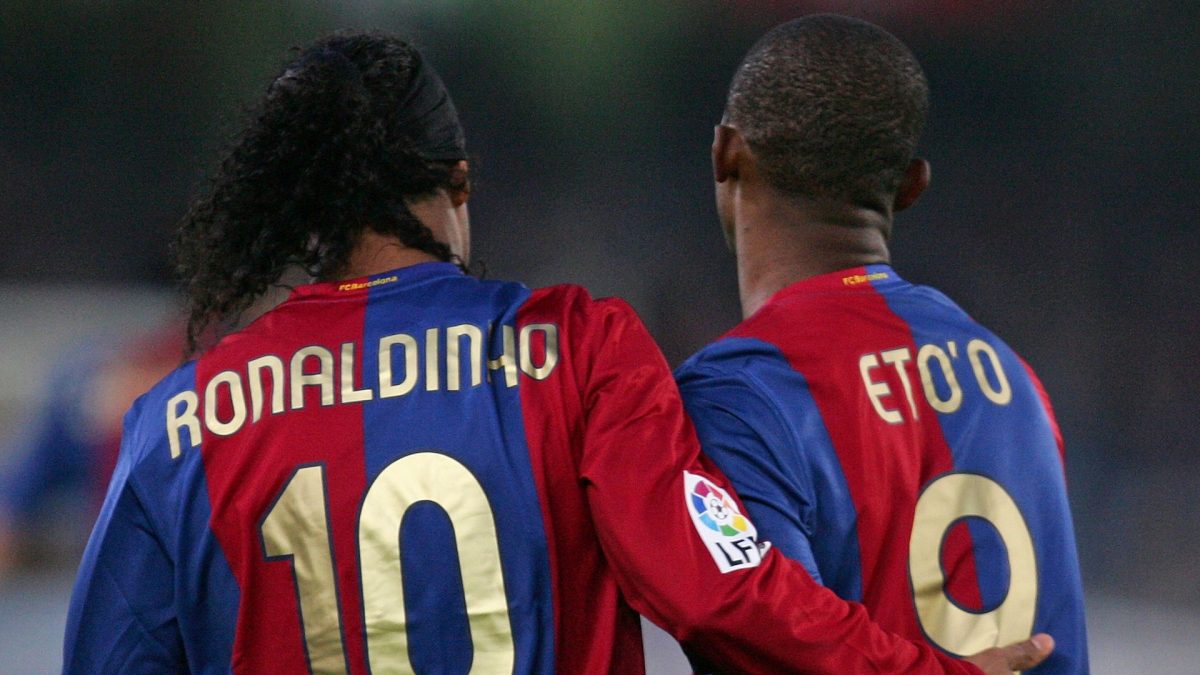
[173, 32, 465, 354]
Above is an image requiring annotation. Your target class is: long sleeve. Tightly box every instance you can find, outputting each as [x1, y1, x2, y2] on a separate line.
[63, 403, 184, 674]
[574, 298, 978, 674]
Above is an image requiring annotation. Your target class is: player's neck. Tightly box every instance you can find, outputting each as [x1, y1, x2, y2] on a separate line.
[339, 230, 442, 280]
[735, 198, 891, 318]
[336, 189, 469, 280]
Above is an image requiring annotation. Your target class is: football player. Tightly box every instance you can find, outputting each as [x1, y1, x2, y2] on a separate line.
[677, 14, 1087, 673]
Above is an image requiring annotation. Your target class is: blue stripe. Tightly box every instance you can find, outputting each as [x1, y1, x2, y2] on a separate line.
[360, 269, 554, 673]
[870, 265, 1088, 673]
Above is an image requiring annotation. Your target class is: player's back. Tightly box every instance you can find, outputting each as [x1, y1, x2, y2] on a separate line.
[64, 262, 646, 673]
[677, 264, 1088, 673]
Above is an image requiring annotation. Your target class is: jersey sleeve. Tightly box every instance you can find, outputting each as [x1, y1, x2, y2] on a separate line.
[62, 397, 184, 674]
[675, 360, 824, 583]
[572, 298, 979, 674]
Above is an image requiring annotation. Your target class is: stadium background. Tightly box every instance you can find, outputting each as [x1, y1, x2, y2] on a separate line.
[0, 1, 1196, 672]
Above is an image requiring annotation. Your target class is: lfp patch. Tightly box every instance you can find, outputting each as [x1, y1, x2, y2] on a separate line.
[684, 471, 765, 573]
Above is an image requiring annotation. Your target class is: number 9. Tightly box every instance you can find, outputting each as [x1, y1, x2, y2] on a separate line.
[908, 473, 1038, 656]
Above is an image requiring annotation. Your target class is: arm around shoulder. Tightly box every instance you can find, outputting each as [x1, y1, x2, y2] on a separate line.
[576, 303, 978, 673]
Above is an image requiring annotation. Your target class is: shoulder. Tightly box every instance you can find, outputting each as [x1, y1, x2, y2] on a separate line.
[676, 335, 793, 391]
[899, 279, 1033, 365]
[520, 285, 670, 390]
[119, 361, 199, 468]
[522, 284, 638, 323]
[522, 284, 650, 347]
[676, 335, 810, 434]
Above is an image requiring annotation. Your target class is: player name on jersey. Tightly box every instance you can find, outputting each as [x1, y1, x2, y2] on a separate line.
[858, 338, 1012, 424]
[164, 321, 559, 458]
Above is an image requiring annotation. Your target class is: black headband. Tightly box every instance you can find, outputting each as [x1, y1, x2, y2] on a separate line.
[271, 45, 467, 162]
[397, 50, 467, 162]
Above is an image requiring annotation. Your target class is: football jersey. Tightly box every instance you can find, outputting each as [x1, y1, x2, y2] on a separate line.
[676, 264, 1088, 673]
[64, 262, 979, 674]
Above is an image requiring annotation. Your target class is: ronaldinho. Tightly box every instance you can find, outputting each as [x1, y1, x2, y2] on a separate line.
[164, 321, 559, 458]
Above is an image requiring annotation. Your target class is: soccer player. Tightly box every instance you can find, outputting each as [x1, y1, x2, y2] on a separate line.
[63, 31, 1049, 674]
[676, 15, 1087, 674]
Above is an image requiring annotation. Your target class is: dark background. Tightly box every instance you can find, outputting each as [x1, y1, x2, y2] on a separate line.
[1, 0, 1196, 615]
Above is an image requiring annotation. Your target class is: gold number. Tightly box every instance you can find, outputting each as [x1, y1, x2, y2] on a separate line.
[260, 454, 514, 674]
[260, 465, 349, 675]
[359, 452, 515, 674]
[908, 473, 1038, 657]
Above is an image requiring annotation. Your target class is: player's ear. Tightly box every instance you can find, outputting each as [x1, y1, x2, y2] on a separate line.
[894, 158, 930, 213]
[447, 160, 470, 208]
[713, 124, 744, 184]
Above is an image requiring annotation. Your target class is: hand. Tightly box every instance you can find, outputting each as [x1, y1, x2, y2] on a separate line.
[964, 633, 1054, 674]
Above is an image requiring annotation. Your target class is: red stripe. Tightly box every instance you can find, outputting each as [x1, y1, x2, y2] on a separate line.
[942, 523, 984, 612]
[517, 287, 643, 674]
[198, 294, 369, 673]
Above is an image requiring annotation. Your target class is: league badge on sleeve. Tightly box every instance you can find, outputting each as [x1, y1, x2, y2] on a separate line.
[684, 471, 767, 573]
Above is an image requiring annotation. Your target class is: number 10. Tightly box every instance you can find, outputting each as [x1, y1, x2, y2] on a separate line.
[259, 452, 516, 674]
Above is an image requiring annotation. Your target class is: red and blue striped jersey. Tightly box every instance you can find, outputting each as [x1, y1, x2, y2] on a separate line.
[65, 262, 981, 674]
[676, 264, 1088, 673]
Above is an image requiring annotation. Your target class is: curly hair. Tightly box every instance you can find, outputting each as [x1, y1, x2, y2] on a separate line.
[725, 15, 929, 208]
[173, 31, 466, 354]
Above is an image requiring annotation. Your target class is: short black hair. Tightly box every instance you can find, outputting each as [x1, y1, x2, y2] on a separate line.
[725, 14, 929, 207]
[174, 31, 466, 353]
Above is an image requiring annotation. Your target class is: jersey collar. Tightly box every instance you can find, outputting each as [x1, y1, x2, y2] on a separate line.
[288, 261, 465, 300]
[765, 263, 908, 305]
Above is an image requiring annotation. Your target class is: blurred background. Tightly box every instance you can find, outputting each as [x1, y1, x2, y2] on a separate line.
[1, 0, 1196, 672]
